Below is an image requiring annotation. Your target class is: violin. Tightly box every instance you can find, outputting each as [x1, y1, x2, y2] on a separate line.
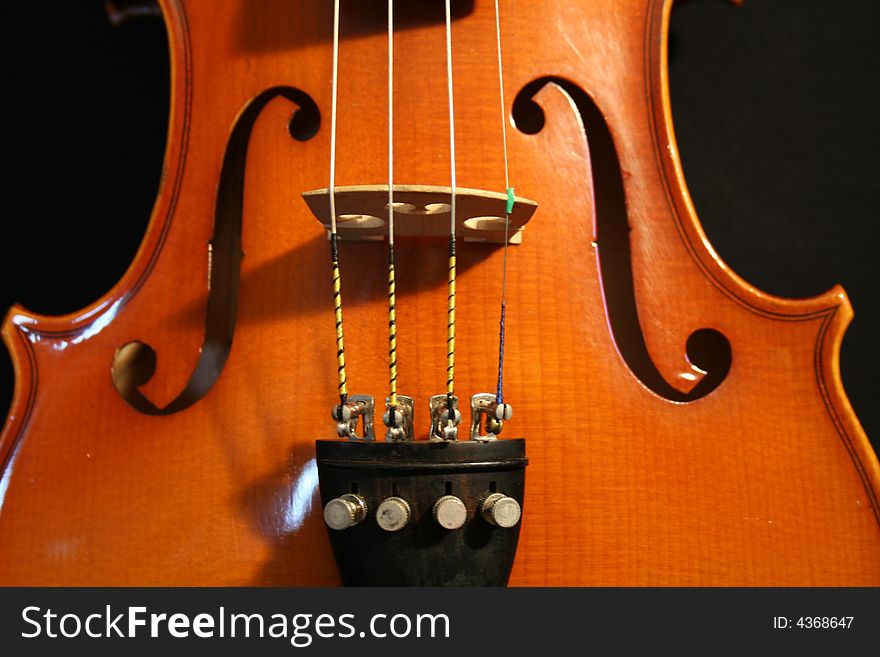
[1, 0, 877, 585]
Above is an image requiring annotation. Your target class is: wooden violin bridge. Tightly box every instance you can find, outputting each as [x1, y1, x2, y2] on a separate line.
[302, 184, 537, 243]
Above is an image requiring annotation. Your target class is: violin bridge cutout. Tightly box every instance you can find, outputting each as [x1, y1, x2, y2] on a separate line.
[302, 185, 537, 244]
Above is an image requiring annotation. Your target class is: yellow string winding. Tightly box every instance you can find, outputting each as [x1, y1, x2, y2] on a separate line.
[332, 259, 347, 399]
[388, 259, 398, 408]
[447, 252, 456, 394]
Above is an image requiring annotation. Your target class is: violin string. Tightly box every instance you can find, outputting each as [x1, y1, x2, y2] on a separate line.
[444, 0, 457, 403]
[328, 0, 348, 405]
[494, 0, 512, 406]
[387, 0, 399, 417]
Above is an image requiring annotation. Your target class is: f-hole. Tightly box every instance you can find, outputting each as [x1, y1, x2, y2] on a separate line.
[512, 78, 731, 402]
[112, 86, 320, 414]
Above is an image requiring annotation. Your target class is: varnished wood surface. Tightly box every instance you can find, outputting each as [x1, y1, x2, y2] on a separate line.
[0, 0, 878, 585]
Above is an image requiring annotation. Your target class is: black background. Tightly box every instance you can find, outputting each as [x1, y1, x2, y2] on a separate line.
[0, 0, 877, 453]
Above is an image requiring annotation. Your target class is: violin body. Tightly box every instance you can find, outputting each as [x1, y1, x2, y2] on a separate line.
[1, 0, 878, 585]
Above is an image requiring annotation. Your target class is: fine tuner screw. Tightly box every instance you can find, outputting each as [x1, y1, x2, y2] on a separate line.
[495, 403, 513, 421]
[331, 404, 351, 422]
